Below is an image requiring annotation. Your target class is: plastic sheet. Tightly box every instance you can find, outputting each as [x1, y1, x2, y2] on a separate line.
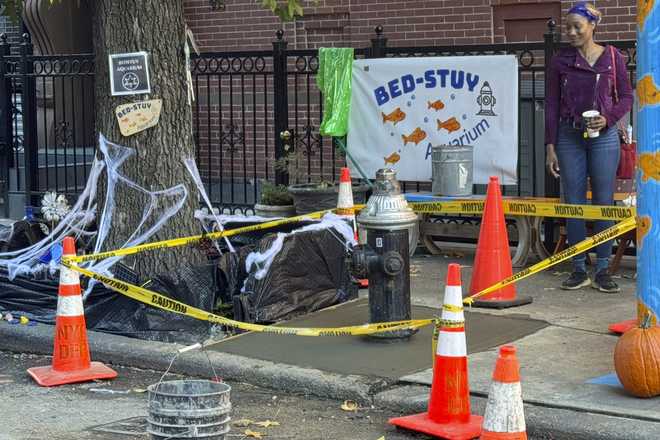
[217, 214, 358, 323]
[0, 264, 215, 344]
[184, 157, 235, 254]
[317, 47, 354, 137]
[0, 135, 215, 343]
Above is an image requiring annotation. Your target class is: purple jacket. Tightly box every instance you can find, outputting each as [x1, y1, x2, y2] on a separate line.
[545, 45, 634, 145]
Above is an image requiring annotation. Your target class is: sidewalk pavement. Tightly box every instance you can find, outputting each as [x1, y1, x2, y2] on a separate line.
[1, 246, 659, 440]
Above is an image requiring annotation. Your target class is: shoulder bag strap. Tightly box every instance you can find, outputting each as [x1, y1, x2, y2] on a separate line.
[610, 46, 619, 103]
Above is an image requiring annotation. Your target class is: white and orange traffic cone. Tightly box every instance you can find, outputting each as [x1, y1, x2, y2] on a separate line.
[27, 237, 117, 387]
[389, 263, 482, 439]
[336, 167, 355, 217]
[339, 167, 368, 288]
[480, 345, 527, 440]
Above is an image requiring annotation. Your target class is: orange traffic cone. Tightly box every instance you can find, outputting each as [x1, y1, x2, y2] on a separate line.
[340, 167, 369, 288]
[27, 237, 117, 387]
[354, 230, 369, 289]
[470, 176, 532, 309]
[390, 263, 483, 439]
[336, 167, 355, 216]
[480, 346, 527, 440]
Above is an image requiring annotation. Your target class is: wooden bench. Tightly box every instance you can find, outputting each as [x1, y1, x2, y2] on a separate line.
[407, 194, 553, 268]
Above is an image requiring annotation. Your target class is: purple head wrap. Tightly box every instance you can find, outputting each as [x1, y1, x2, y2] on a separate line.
[568, 2, 599, 23]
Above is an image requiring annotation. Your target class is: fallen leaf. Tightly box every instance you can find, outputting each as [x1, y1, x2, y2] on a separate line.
[132, 388, 147, 393]
[245, 429, 264, 438]
[234, 419, 254, 427]
[376, 437, 385, 440]
[254, 420, 280, 428]
[341, 400, 358, 412]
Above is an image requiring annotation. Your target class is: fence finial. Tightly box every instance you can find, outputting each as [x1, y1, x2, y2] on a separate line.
[21, 33, 31, 44]
[375, 25, 384, 37]
[276, 29, 284, 41]
[0, 34, 7, 44]
[547, 19, 557, 34]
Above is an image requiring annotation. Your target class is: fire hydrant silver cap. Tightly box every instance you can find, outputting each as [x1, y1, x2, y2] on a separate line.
[357, 168, 418, 231]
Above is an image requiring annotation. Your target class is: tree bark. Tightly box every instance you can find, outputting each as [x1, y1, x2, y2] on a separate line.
[92, 0, 201, 276]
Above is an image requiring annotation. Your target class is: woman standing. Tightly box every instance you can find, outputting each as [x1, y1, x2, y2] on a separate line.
[545, 2, 633, 292]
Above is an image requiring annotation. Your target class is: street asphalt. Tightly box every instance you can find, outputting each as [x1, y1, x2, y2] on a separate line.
[1, 247, 658, 440]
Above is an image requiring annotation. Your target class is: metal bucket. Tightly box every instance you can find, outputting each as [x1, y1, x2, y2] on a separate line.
[431, 145, 474, 196]
[147, 380, 231, 439]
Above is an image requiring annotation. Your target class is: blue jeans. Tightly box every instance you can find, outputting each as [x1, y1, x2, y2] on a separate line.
[556, 123, 620, 273]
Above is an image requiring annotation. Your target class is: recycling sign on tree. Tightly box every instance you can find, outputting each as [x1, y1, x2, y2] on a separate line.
[109, 51, 151, 96]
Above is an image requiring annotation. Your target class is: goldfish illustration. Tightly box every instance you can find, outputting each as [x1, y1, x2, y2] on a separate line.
[384, 152, 401, 165]
[382, 107, 406, 125]
[637, 75, 660, 108]
[437, 117, 461, 133]
[402, 127, 427, 146]
[637, 215, 652, 250]
[639, 151, 660, 182]
[427, 99, 445, 111]
[638, 0, 655, 30]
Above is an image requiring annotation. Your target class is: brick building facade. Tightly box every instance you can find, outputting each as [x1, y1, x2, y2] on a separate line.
[183, 1, 638, 205]
[184, 0, 637, 51]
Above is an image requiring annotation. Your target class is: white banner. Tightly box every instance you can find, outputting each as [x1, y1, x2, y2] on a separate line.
[347, 56, 518, 184]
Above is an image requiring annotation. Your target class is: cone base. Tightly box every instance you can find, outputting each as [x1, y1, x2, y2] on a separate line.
[471, 296, 533, 309]
[389, 412, 483, 440]
[481, 430, 527, 440]
[608, 318, 637, 334]
[27, 361, 117, 387]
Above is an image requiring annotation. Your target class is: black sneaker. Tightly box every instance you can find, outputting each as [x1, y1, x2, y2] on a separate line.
[561, 271, 591, 290]
[593, 269, 620, 293]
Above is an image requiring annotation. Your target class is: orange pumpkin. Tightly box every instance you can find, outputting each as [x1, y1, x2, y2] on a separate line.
[614, 312, 660, 398]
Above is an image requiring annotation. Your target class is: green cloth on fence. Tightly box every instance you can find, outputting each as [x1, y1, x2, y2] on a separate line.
[316, 47, 354, 137]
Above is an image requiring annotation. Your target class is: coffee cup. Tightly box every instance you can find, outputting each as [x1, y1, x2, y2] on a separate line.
[582, 110, 601, 138]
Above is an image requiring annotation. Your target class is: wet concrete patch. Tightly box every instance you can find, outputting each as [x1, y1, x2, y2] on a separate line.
[210, 299, 548, 379]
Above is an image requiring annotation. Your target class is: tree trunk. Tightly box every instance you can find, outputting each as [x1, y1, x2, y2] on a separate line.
[92, 0, 201, 277]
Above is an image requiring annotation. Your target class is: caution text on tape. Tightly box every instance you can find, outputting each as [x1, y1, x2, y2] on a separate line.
[409, 200, 635, 221]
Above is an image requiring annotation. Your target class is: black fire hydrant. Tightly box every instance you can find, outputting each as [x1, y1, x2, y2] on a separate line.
[351, 169, 419, 339]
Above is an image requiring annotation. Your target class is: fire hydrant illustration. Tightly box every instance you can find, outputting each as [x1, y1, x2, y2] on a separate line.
[477, 81, 497, 116]
[350, 169, 418, 339]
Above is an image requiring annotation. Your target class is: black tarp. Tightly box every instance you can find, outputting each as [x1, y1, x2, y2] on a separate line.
[0, 220, 357, 342]
[0, 263, 216, 344]
[218, 227, 357, 324]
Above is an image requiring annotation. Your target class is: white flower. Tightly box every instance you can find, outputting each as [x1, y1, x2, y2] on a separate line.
[55, 194, 70, 218]
[41, 191, 70, 224]
[41, 191, 60, 222]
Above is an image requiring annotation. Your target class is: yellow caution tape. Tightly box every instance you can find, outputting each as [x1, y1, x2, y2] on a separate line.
[65, 199, 632, 265]
[61, 216, 633, 337]
[62, 261, 434, 336]
[442, 304, 463, 313]
[409, 200, 635, 221]
[435, 319, 465, 328]
[464, 216, 637, 304]
[66, 209, 334, 263]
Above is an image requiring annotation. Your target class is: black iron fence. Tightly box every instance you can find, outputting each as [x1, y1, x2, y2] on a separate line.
[190, 23, 636, 214]
[0, 23, 637, 217]
[0, 33, 95, 218]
